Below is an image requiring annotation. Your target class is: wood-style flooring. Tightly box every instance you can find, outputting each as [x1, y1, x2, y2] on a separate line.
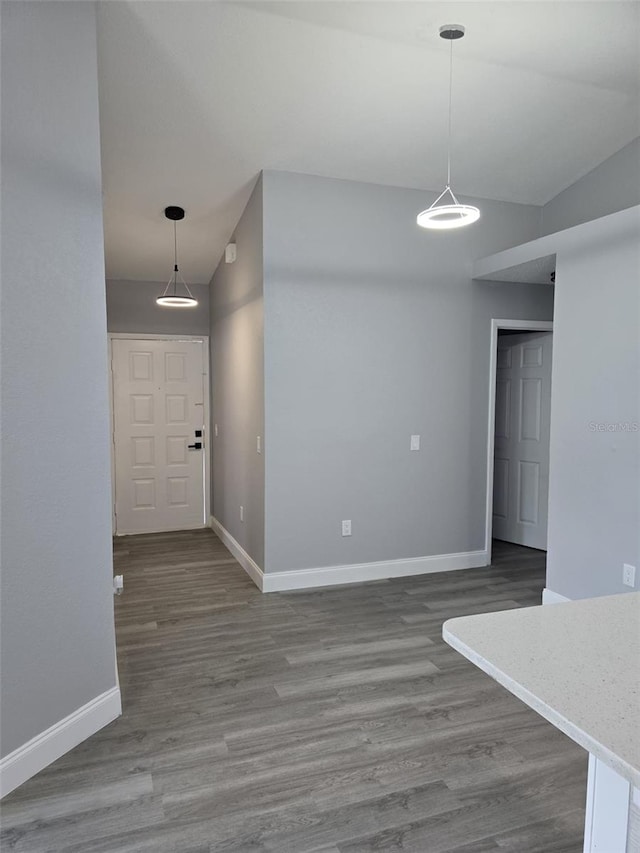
[1, 533, 587, 852]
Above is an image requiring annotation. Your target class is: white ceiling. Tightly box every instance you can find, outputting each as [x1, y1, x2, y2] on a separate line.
[96, 1, 640, 283]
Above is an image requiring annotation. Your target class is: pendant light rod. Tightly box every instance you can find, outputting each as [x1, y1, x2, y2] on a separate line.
[439, 24, 464, 188]
[447, 37, 453, 187]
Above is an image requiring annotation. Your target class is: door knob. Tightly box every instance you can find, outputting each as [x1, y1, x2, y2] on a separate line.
[188, 442, 202, 450]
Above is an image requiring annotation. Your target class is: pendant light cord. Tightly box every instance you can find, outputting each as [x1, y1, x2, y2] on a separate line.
[174, 221, 178, 270]
[173, 221, 178, 296]
[447, 37, 453, 188]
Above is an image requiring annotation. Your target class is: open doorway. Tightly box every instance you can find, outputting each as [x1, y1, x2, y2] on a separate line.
[484, 320, 553, 565]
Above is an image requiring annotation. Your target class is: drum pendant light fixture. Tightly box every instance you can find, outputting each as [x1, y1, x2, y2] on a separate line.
[417, 25, 480, 230]
[156, 206, 198, 307]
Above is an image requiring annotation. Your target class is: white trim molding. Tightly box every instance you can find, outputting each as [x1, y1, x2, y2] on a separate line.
[209, 516, 265, 591]
[0, 686, 121, 799]
[262, 550, 488, 593]
[484, 318, 554, 563]
[209, 517, 486, 593]
[542, 587, 571, 605]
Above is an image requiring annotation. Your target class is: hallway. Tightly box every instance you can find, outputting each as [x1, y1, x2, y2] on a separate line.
[1, 533, 586, 852]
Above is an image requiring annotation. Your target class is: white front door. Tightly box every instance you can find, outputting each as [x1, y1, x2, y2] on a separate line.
[493, 331, 552, 550]
[111, 338, 206, 535]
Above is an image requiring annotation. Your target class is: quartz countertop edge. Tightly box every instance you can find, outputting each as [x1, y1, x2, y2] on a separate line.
[443, 594, 640, 789]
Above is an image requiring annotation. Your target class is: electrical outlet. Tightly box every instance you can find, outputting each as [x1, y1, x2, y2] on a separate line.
[257, 435, 261, 454]
[240, 505, 244, 522]
[342, 519, 352, 537]
[410, 434, 420, 451]
[214, 423, 218, 437]
[623, 563, 636, 588]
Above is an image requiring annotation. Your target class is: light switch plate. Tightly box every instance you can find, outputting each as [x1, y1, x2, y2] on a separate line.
[410, 435, 420, 451]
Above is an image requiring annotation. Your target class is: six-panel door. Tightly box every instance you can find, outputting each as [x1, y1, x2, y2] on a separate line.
[112, 339, 206, 534]
[493, 331, 553, 550]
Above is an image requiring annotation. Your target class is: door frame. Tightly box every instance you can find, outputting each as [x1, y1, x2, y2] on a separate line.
[484, 319, 553, 562]
[108, 333, 211, 535]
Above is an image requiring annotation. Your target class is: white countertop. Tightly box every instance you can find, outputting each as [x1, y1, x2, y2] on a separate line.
[443, 592, 640, 788]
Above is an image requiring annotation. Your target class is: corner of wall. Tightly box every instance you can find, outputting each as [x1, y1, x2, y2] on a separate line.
[540, 138, 640, 235]
[210, 174, 266, 571]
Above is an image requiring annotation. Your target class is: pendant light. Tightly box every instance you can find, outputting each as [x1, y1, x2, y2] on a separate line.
[156, 206, 198, 307]
[417, 25, 480, 230]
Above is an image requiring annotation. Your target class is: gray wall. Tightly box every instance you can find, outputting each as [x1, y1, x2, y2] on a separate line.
[262, 171, 554, 573]
[210, 178, 265, 568]
[546, 220, 640, 599]
[0, 3, 118, 758]
[541, 138, 640, 235]
[106, 279, 210, 336]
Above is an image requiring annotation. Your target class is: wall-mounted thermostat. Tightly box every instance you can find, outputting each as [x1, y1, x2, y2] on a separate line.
[225, 243, 237, 263]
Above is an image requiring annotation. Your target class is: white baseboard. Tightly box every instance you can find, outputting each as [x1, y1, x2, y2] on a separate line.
[262, 549, 488, 592]
[209, 518, 487, 593]
[209, 516, 265, 591]
[542, 587, 572, 605]
[0, 686, 121, 799]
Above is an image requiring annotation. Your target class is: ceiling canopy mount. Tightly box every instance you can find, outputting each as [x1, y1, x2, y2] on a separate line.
[164, 206, 185, 221]
[439, 25, 465, 40]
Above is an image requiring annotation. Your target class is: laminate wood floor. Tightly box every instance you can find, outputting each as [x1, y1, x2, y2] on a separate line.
[1, 533, 587, 853]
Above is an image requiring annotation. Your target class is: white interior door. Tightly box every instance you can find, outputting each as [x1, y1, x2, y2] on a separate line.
[493, 331, 552, 550]
[111, 338, 206, 535]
